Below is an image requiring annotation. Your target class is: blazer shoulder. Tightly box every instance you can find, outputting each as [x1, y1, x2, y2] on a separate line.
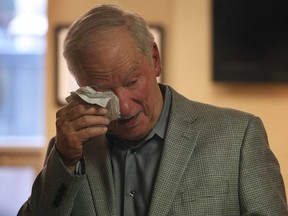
[169, 86, 257, 124]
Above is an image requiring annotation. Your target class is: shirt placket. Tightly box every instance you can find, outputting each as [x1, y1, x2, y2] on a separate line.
[123, 149, 138, 216]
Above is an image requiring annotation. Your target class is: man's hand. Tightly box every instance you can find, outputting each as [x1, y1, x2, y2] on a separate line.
[55, 100, 110, 170]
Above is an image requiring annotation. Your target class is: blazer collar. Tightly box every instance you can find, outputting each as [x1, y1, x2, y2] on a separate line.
[84, 136, 117, 215]
[148, 87, 200, 215]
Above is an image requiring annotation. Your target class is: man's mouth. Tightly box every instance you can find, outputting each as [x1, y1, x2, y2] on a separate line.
[118, 116, 135, 123]
[117, 113, 139, 125]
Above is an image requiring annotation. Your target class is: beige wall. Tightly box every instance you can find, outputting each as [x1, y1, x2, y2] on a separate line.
[47, 0, 288, 197]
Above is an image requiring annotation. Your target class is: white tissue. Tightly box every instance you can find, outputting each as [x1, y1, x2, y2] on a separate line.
[65, 86, 120, 121]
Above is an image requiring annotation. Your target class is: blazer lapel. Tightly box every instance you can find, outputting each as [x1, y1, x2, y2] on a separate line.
[148, 89, 200, 216]
[84, 136, 117, 216]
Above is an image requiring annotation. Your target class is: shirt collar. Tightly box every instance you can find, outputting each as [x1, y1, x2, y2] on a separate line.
[147, 84, 171, 140]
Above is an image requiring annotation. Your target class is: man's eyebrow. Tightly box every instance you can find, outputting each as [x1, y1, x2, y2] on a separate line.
[125, 64, 141, 77]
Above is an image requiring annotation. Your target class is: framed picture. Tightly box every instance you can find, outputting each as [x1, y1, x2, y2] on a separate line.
[55, 25, 77, 105]
[149, 25, 164, 83]
[55, 25, 164, 105]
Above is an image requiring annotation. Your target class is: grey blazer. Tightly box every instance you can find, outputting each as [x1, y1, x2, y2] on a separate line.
[18, 86, 288, 216]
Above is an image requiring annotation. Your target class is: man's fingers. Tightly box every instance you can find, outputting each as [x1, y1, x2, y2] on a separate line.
[71, 115, 110, 131]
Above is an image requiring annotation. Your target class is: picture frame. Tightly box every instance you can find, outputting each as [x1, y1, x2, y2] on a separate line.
[55, 25, 164, 106]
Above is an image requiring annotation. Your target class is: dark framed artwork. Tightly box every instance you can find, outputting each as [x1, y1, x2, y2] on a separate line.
[55, 25, 164, 105]
[149, 25, 164, 83]
[55, 25, 77, 105]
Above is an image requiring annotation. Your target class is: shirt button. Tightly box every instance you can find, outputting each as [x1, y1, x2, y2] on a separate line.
[129, 190, 136, 197]
[130, 150, 137, 155]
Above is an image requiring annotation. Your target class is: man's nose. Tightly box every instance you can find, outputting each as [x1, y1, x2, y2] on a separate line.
[116, 90, 131, 117]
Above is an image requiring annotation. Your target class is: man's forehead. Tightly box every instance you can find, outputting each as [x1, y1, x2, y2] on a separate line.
[78, 27, 133, 49]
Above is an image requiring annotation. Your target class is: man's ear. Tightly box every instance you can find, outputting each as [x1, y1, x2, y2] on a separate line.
[152, 42, 162, 77]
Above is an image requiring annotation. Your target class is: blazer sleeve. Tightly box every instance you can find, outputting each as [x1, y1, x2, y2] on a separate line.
[17, 138, 86, 216]
[239, 116, 288, 215]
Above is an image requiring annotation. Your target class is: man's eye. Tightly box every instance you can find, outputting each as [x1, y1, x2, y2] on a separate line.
[90, 86, 108, 92]
[127, 79, 138, 86]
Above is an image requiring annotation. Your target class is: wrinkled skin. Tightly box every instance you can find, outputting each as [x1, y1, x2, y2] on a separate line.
[55, 27, 163, 170]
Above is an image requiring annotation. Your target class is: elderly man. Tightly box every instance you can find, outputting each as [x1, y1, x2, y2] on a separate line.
[18, 4, 287, 216]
